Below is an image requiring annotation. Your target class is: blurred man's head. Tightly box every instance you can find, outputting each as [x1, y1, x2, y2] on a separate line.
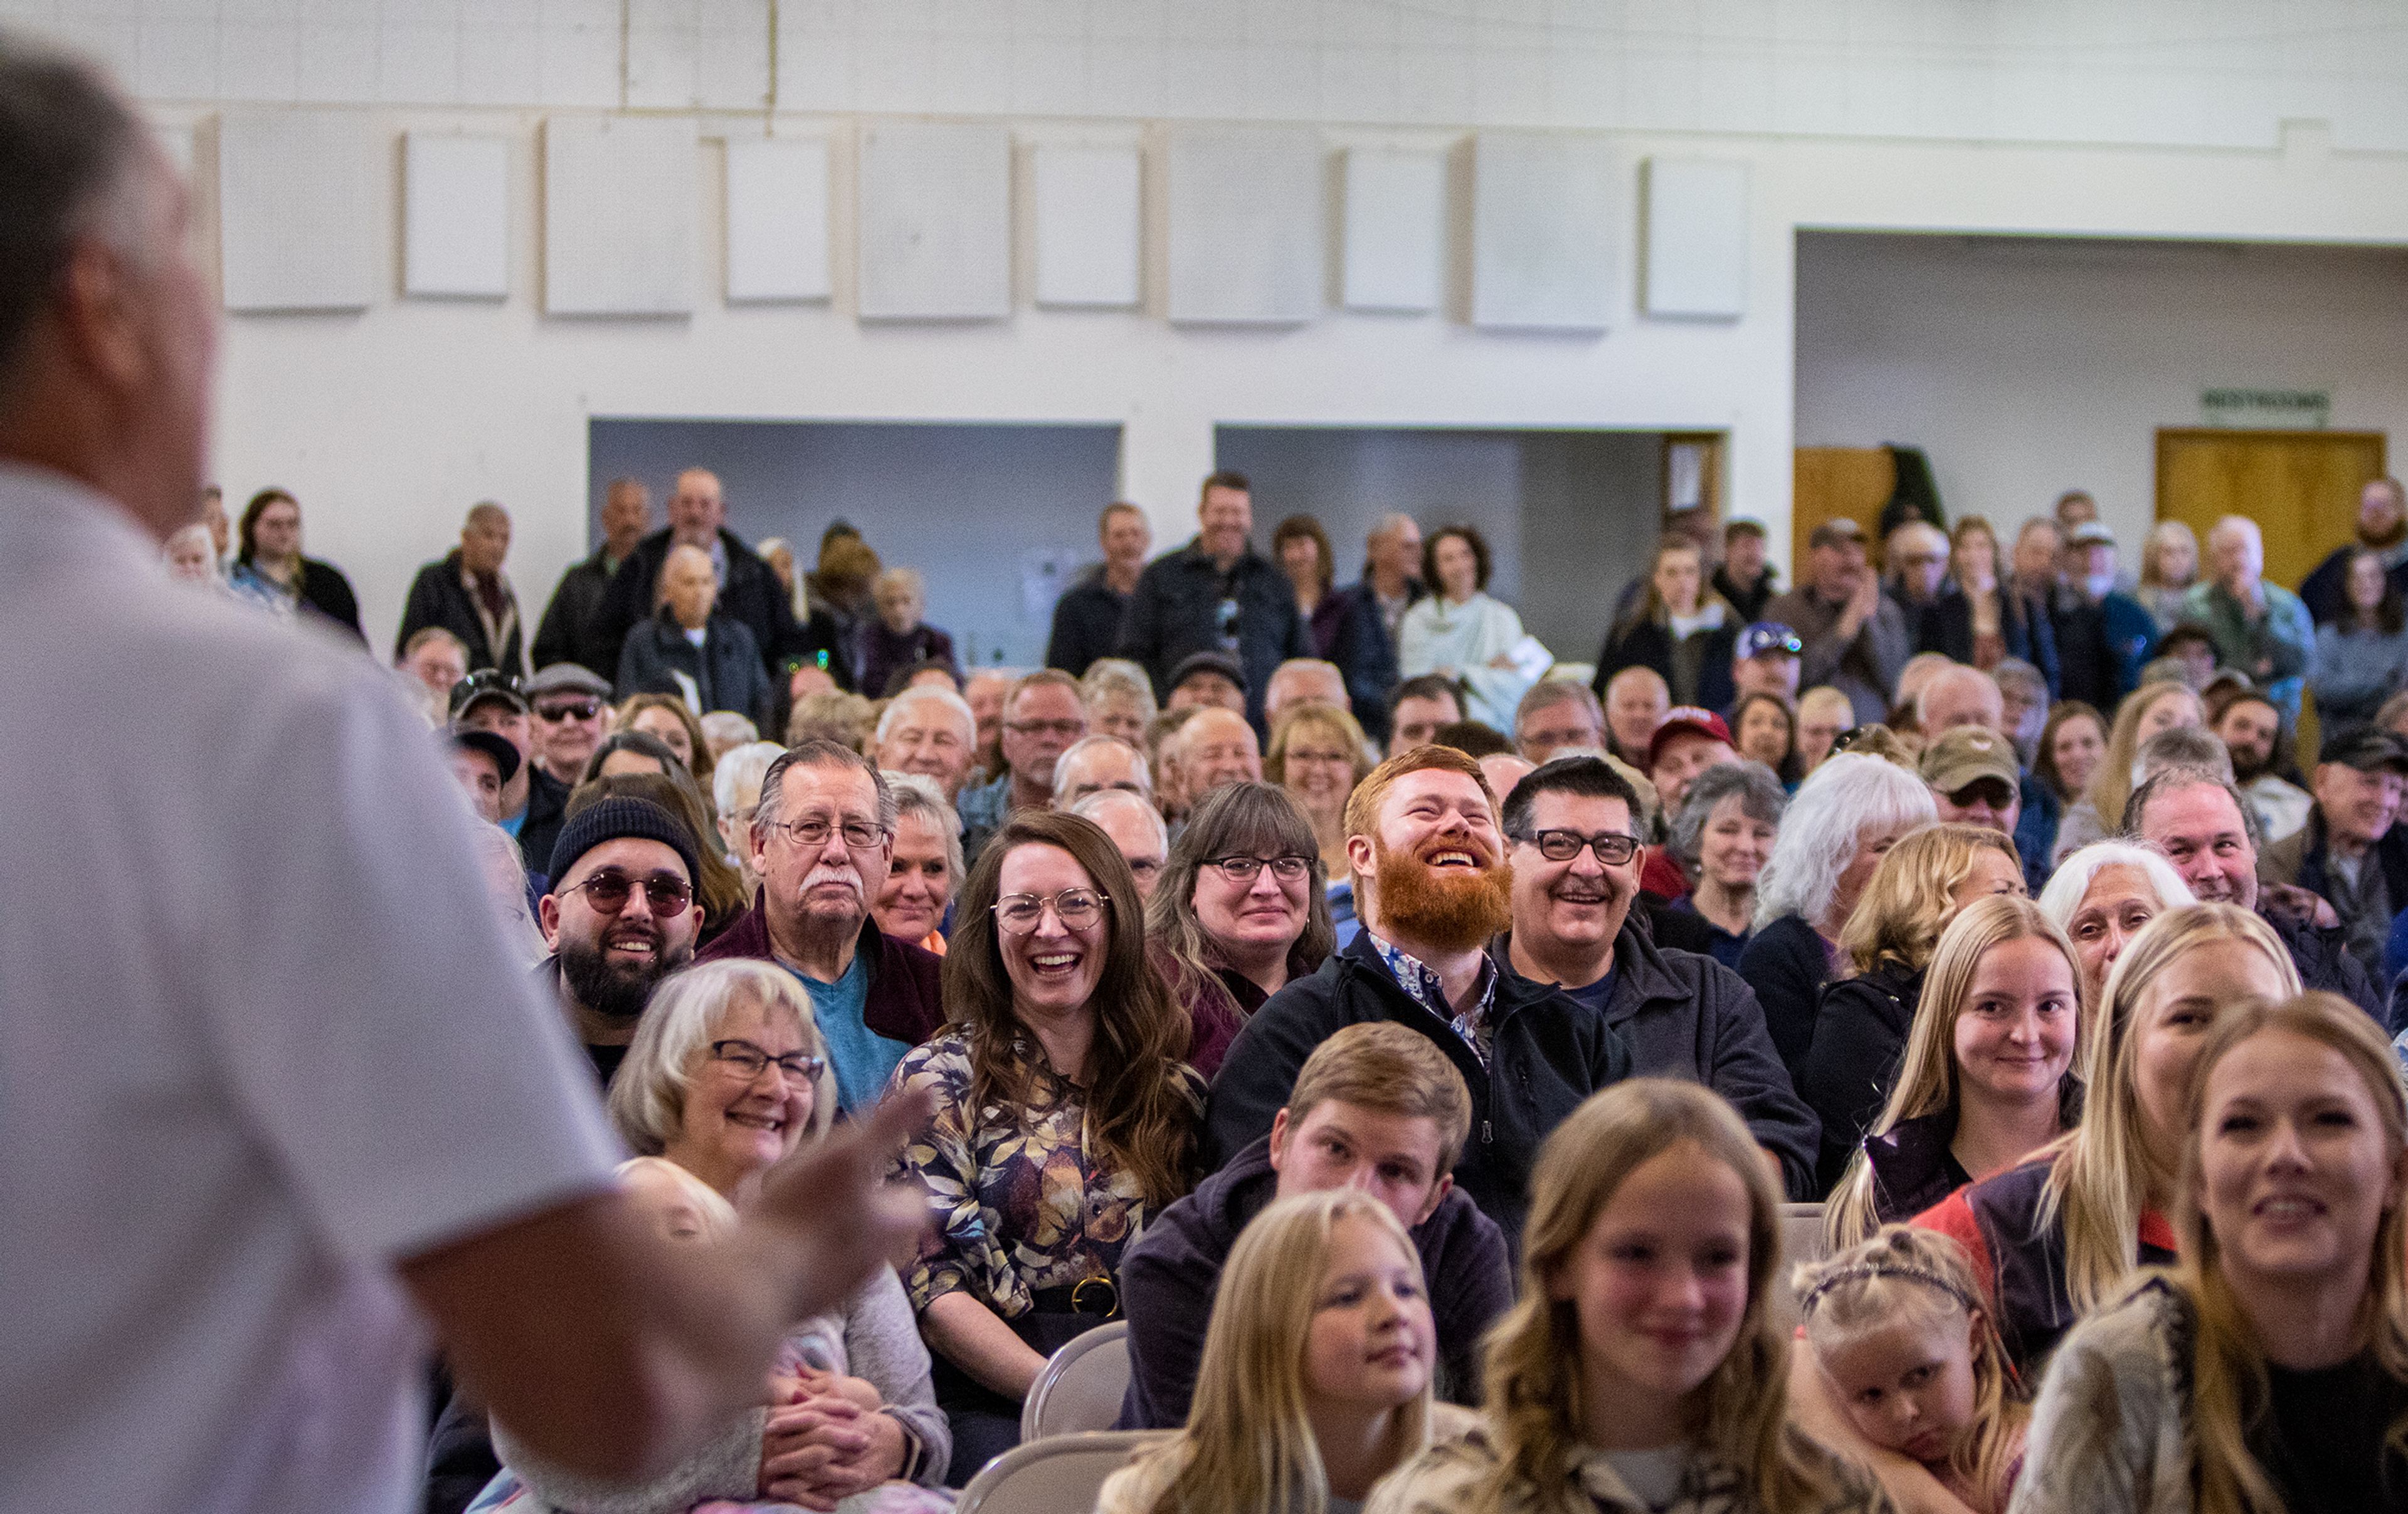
[1602, 666, 1670, 763]
[1388, 675, 1462, 753]
[1513, 682, 1605, 765]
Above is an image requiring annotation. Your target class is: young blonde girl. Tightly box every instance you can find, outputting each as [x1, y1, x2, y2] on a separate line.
[1367, 1080, 1887, 1514]
[1101, 1189, 1469, 1514]
[1793, 1227, 2027, 1514]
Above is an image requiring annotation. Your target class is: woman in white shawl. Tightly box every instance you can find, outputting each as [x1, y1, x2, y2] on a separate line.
[1396, 523, 1538, 733]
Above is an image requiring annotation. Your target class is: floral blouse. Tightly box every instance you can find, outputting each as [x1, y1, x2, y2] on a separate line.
[887, 1026, 1202, 1320]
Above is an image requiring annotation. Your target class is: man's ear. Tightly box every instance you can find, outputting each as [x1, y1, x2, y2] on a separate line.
[1267, 1107, 1292, 1169]
[537, 893, 562, 949]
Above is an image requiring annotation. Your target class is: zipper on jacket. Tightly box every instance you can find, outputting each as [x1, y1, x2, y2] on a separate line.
[1481, 1118, 1492, 1146]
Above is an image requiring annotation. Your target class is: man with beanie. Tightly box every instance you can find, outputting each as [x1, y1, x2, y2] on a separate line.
[539, 796, 707, 1084]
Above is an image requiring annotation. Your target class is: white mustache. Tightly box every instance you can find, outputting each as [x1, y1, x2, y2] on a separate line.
[803, 866, 862, 892]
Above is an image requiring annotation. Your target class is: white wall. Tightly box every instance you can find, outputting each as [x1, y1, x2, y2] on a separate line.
[1794, 232, 2408, 555]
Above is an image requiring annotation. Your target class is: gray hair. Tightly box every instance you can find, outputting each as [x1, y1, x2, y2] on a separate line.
[1753, 752, 1938, 931]
[754, 738, 896, 841]
[1071, 786, 1168, 856]
[469, 821, 547, 966]
[1668, 760, 1788, 870]
[2135, 724, 2232, 782]
[884, 770, 966, 886]
[606, 960, 837, 1157]
[0, 38, 150, 382]
[2124, 763, 2264, 854]
[699, 710, 758, 750]
[1052, 733, 1153, 804]
[711, 739, 784, 826]
[874, 565, 924, 598]
[2035, 840, 2195, 937]
[874, 682, 976, 744]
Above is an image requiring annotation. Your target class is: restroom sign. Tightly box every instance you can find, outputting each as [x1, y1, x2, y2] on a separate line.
[2200, 387, 2330, 429]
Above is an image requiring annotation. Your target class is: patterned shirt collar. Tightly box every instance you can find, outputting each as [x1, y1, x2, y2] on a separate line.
[1366, 932, 1498, 1065]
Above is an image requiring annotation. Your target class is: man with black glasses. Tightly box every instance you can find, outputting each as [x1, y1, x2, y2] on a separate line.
[701, 740, 945, 1112]
[1496, 755, 1817, 1198]
[525, 662, 615, 786]
[537, 797, 707, 1085]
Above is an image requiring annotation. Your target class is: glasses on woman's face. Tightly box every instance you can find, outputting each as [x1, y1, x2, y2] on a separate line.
[1204, 854, 1312, 884]
[708, 1038, 826, 1084]
[993, 886, 1108, 934]
[559, 868, 693, 914]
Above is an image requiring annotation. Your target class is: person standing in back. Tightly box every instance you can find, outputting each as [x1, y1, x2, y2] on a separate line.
[1121, 470, 1311, 734]
[1046, 500, 1151, 677]
[397, 500, 525, 677]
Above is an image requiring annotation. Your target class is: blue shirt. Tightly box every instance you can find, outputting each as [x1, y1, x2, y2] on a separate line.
[785, 952, 910, 1114]
[1367, 932, 1499, 1065]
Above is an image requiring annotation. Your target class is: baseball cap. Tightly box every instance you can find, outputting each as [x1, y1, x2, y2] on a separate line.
[1736, 622, 1803, 660]
[527, 663, 613, 700]
[448, 724, 522, 787]
[1170, 649, 1247, 695]
[1647, 707, 1734, 769]
[448, 667, 529, 720]
[2319, 727, 2408, 775]
[1808, 518, 1867, 550]
[1920, 725, 2020, 794]
[548, 795, 703, 888]
[2067, 521, 2118, 549]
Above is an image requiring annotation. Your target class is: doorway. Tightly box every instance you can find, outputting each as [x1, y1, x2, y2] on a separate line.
[2154, 429, 2386, 590]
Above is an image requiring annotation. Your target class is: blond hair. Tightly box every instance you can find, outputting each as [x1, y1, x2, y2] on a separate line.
[2086, 681, 2201, 833]
[1827, 895, 2083, 1247]
[1837, 822, 2020, 976]
[1473, 1080, 1839, 1514]
[1284, 1022, 1474, 1172]
[606, 960, 838, 1156]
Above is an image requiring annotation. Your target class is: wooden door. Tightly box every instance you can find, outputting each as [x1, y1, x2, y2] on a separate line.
[2155, 429, 2387, 591]
[1791, 447, 1894, 581]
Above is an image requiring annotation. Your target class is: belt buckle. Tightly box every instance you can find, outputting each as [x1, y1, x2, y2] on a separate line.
[1070, 1275, 1119, 1318]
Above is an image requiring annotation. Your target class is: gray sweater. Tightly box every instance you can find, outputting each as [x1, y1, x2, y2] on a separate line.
[494, 1266, 949, 1514]
[2312, 622, 2408, 730]
[2007, 1276, 2195, 1514]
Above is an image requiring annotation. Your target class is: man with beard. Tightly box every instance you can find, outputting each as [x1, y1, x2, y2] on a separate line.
[699, 740, 944, 1112]
[1202, 745, 1634, 1238]
[2301, 476, 2408, 626]
[2212, 686, 2312, 843]
[1495, 757, 1816, 1197]
[536, 797, 705, 1085]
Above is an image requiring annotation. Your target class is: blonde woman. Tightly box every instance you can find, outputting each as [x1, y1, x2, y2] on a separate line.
[2014, 991, 2408, 1514]
[1367, 1080, 1888, 1514]
[1100, 1190, 1471, 1514]
[2049, 680, 2203, 864]
[1824, 896, 2084, 1248]
[2136, 518, 2200, 634]
[1915, 903, 2301, 1375]
[1799, 825, 2027, 1190]
[1269, 702, 1375, 877]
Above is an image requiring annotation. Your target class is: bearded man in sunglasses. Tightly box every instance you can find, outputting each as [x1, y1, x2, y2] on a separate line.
[1496, 755, 1817, 1200]
[538, 797, 707, 1085]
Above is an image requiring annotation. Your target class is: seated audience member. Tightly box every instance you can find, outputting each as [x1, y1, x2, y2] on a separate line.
[2259, 726, 2408, 984]
[1115, 1024, 1509, 1430]
[874, 775, 961, 957]
[1824, 896, 2079, 1244]
[1729, 619, 1805, 708]
[1950, 513, 2061, 685]
[2311, 543, 2408, 732]
[1174, 705, 1265, 806]
[1916, 903, 2301, 1374]
[469, 821, 547, 967]
[1790, 1225, 2032, 1514]
[2380, 687, 2408, 744]
[1265, 656, 1350, 725]
[1104, 1192, 1474, 1514]
[852, 567, 960, 700]
[786, 689, 875, 752]
[1047, 502, 1151, 678]
[1270, 701, 1373, 880]
[1051, 733, 1151, 809]
[1166, 649, 1249, 715]
[2055, 519, 2163, 713]
[2034, 839, 2195, 1007]
[1499, 756, 1817, 1198]
[1513, 679, 1608, 765]
[1398, 523, 1535, 733]
[581, 728, 680, 783]
[887, 810, 1203, 1483]
[2125, 764, 2383, 1018]
[872, 683, 980, 802]
[1148, 783, 1336, 1078]
[1800, 824, 2027, 1190]
[2303, 476, 2408, 623]
[1203, 746, 1634, 1241]
[696, 709, 756, 763]
[1887, 651, 1957, 740]
[2050, 678, 2203, 863]
[1667, 760, 1785, 969]
[450, 671, 571, 874]
[1146, 706, 1200, 825]
[1433, 720, 1513, 759]
[615, 544, 774, 728]
[1765, 517, 1912, 728]
[536, 796, 705, 1083]
[1919, 723, 2040, 884]
[1309, 516, 1419, 743]
[1593, 536, 1737, 713]
[699, 742, 944, 1113]
[1599, 664, 1671, 767]
[397, 501, 524, 678]
[1993, 655, 2050, 759]
[1729, 690, 1798, 781]
[570, 769, 747, 938]
[1739, 752, 1939, 1075]
[1912, 660, 2002, 739]
[712, 740, 783, 895]
[883, 658, 959, 697]
[446, 725, 515, 826]
[956, 668, 1089, 861]
[1715, 517, 1779, 621]
[2211, 685, 2312, 843]
[2021, 992, 2408, 1514]
[1795, 683, 1856, 775]
[1368, 1080, 1889, 1514]
[961, 666, 1012, 781]
[1080, 658, 1158, 746]
[161, 519, 222, 589]
[1477, 751, 1534, 800]
[2030, 699, 2106, 860]
[1072, 787, 1169, 902]
[401, 626, 470, 710]
[2153, 619, 2222, 690]
[1388, 672, 1464, 755]
[617, 690, 712, 782]
[2184, 513, 2314, 723]
[1645, 706, 1739, 839]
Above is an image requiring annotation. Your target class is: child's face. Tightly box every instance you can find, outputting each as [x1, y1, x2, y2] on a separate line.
[1301, 1214, 1436, 1413]
[623, 1164, 711, 1244]
[1817, 1313, 1982, 1465]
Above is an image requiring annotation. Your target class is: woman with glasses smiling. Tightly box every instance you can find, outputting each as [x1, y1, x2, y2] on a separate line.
[1148, 782, 1338, 1078]
[888, 809, 1203, 1483]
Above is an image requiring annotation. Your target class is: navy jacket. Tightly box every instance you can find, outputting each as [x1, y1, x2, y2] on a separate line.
[1314, 581, 1405, 741]
[1859, 1108, 1971, 1226]
[1734, 913, 1835, 1080]
[2301, 541, 2408, 628]
[1890, 581, 2061, 696]
[531, 549, 615, 673]
[1203, 933, 1634, 1241]
[1115, 1133, 1511, 1429]
[585, 527, 806, 685]
[1593, 616, 1739, 714]
[615, 609, 774, 728]
[1119, 540, 1313, 732]
[2052, 589, 2159, 713]
[1045, 569, 1129, 678]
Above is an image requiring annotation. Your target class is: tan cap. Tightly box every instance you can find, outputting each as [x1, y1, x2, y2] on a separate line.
[1920, 725, 2020, 794]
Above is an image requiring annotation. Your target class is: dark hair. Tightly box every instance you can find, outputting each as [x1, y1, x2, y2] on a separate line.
[1100, 499, 1144, 528]
[882, 658, 958, 698]
[1724, 518, 1766, 542]
[1728, 690, 1800, 783]
[1147, 782, 1334, 1021]
[0, 39, 145, 382]
[1270, 514, 1334, 594]
[236, 488, 300, 566]
[1434, 719, 1513, 758]
[944, 810, 1199, 1206]
[2158, 622, 2219, 657]
[1201, 470, 1251, 499]
[2339, 545, 2407, 636]
[1499, 755, 1644, 838]
[2033, 700, 2108, 804]
[1422, 523, 1492, 594]
[1391, 673, 1465, 715]
[580, 729, 680, 784]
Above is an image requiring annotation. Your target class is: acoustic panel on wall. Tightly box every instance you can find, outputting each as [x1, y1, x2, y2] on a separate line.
[1167, 127, 1323, 325]
[1470, 134, 1616, 332]
[218, 110, 376, 313]
[542, 115, 698, 316]
[857, 122, 1011, 321]
[1642, 158, 1748, 319]
[724, 137, 832, 303]
[1341, 147, 1445, 313]
[403, 133, 509, 300]
[1032, 144, 1141, 309]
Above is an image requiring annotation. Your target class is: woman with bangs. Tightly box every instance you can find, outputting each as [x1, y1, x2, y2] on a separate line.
[2014, 992, 2408, 1514]
[2049, 680, 2203, 866]
[1915, 903, 2301, 1376]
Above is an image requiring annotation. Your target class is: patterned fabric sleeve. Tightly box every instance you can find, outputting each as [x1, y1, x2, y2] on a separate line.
[889, 1038, 991, 1313]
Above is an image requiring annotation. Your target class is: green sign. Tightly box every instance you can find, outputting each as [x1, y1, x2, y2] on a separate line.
[2200, 387, 2331, 429]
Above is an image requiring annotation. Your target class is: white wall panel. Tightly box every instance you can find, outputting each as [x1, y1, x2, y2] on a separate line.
[218, 110, 376, 313]
[404, 132, 509, 300]
[1032, 144, 1141, 309]
[542, 116, 698, 316]
[1341, 147, 1445, 313]
[1167, 127, 1323, 326]
[1470, 133, 1615, 332]
[857, 122, 1011, 322]
[724, 137, 832, 303]
[1642, 158, 1748, 320]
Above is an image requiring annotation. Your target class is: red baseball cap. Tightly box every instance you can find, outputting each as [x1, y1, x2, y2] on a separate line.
[1647, 707, 1735, 769]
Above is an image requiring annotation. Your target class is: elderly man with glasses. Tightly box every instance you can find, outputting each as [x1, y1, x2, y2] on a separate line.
[700, 740, 946, 1113]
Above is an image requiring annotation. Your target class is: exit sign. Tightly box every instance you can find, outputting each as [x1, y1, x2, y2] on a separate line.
[2200, 387, 2331, 429]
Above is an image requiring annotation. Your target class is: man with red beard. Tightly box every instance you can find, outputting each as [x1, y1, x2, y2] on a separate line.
[1202, 745, 1634, 1238]
[537, 797, 706, 1085]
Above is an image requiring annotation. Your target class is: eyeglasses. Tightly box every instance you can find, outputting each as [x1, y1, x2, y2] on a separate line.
[1205, 854, 1312, 883]
[708, 1038, 827, 1083]
[763, 817, 889, 850]
[993, 886, 1109, 933]
[535, 698, 605, 722]
[559, 868, 694, 913]
[1006, 719, 1086, 739]
[1515, 829, 1640, 866]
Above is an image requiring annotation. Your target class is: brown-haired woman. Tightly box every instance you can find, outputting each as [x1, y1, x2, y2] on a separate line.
[887, 809, 1203, 1483]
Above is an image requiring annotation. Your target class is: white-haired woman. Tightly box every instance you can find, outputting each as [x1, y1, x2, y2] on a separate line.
[2035, 839, 2196, 1007]
[855, 565, 961, 698]
[713, 739, 784, 894]
[874, 773, 963, 956]
[1736, 751, 1938, 1078]
[488, 959, 951, 1513]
